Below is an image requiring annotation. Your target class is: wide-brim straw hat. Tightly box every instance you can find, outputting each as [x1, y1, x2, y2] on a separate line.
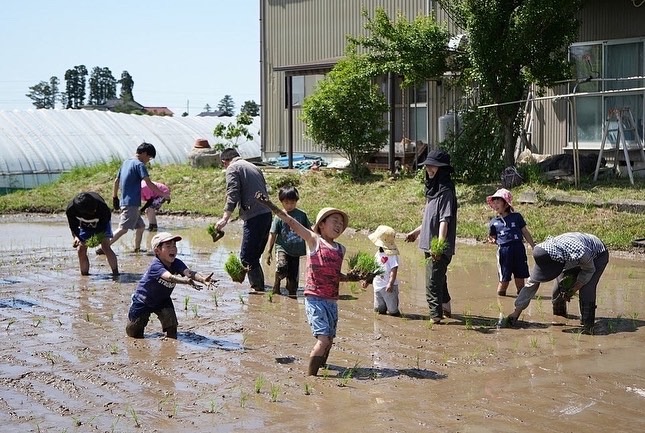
[313, 207, 348, 235]
[368, 225, 399, 255]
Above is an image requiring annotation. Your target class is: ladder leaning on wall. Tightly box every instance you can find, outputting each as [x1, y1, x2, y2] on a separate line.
[593, 107, 645, 185]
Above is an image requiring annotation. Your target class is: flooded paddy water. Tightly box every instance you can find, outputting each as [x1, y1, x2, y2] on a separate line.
[1, 213, 644, 433]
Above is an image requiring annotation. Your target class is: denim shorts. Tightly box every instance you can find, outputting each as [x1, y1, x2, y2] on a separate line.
[304, 296, 338, 338]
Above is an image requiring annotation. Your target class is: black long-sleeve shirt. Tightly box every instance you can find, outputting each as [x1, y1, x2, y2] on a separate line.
[65, 192, 112, 238]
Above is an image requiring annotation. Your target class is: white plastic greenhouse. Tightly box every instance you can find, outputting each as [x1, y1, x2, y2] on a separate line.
[0, 109, 261, 191]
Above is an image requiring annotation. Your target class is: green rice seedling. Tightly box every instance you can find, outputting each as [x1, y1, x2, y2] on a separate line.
[266, 292, 274, 303]
[239, 293, 245, 304]
[254, 375, 266, 394]
[84, 232, 105, 248]
[224, 253, 246, 283]
[304, 383, 312, 395]
[547, 334, 556, 347]
[127, 406, 140, 428]
[33, 317, 42, 327]
[346, 251, 383, 281]
[6, 318, 16, 330]
[207, 224, 225, 242]
[109, 343, 119, 355]
[321, 366, 330, 379]
[56, 318, 62, 326]
[191, 304, 199, 318]
[211, 292, 219, 307]
[529, 336, 539, 349]
[183, 296, 190, 311]
[429, 237, 447, 259]
[84, 313, 91, 322]
[239, 391, 249, 408]
[269, 383, 280, 402]
[205, 399, 221, 414]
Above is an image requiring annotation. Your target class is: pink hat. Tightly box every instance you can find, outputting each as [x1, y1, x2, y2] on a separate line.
[486, 188, 514, 211]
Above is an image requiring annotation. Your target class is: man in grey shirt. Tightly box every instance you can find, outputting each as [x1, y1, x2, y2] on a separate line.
[216, 148, 272, 292]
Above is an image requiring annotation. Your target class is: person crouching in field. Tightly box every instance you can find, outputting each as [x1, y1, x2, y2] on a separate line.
[256, 192, 352, 376]
[66, 192, 119, 276]
[505, 232, 609, 334]
[126, 232, 212, 339]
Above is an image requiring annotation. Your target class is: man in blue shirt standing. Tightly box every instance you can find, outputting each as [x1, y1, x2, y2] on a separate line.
[97, 142, 169, 255]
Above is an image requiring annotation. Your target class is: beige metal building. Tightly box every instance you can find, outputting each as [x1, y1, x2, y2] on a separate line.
[260, 0, 645, 169]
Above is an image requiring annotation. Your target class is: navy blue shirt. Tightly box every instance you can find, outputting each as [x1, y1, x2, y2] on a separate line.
[489, 212, 527, 245]
[132, 257, 188, 309]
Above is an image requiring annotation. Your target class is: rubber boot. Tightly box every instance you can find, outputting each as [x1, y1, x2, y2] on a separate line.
[247, 266, 265, 292]
[285, 277, 298, 298]
[580, 302, 597, 335]
[552, 293, 568, 317]
[272, 274, 282, 295]
[307, 356, 325, 376]
[321, 346, 332, 368]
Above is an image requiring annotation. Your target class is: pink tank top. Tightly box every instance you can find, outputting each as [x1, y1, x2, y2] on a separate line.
[304, 237, 345, 300]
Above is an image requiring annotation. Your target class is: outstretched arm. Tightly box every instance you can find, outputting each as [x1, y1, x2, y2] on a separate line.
[255, 192, 316, 250]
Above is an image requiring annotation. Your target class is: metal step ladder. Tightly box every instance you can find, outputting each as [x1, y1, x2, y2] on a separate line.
[594, 107, 645, 185]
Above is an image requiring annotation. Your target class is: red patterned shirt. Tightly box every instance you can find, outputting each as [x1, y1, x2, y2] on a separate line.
[304, 237, 345, 300]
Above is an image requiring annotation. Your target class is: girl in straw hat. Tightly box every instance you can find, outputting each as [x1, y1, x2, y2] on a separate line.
[255, 192, 351, 376]
[363, 225, 401, 317]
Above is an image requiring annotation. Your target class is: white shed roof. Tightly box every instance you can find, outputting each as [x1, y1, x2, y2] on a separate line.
[0, 109, 260, 189]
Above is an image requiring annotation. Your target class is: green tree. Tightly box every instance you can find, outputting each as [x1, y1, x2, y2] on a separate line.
[217, 95, 235, 116]
[64, 65, 88, 109]
[118, 71, 134, 101]
[301, 55, 389, 176]
[88, 67, 117, 105]
[438, 0, 582, 166]
[203, 103, 212, 113]
[348, 8, 450, 87]
[26, 76, 59, 109]
[212, 112, 254, 151]
[241, 100, 260, 117]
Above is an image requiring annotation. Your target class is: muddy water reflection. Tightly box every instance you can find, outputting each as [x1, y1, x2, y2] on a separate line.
[1, 216, 645, 432]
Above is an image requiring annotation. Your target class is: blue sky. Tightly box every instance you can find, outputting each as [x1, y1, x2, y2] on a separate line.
[0, 1, 260, 115]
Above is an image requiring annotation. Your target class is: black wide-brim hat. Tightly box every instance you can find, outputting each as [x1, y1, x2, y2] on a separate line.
[422, 149, 454, 172]
[531, 246, 565, 282]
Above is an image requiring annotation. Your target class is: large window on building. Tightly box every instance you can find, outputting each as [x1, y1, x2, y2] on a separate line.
[570, 39, 644, 147]
[285, 74, 324, 107]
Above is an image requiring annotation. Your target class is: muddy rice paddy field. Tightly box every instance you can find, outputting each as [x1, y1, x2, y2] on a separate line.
[1, 214, 645, 433]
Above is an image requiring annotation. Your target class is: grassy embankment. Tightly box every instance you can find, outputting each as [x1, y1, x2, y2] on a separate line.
[1, 160, 644, 250]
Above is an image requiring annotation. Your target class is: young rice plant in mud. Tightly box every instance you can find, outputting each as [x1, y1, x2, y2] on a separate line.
[304, 383, 312, 395]
[191, 304, 199, 318]
[127, 405, 140, 428]
[239, 391, 249, 408]
[183, 295, 190, 311]
[254, 375, 266, 393]
[269, 383, 280, 402]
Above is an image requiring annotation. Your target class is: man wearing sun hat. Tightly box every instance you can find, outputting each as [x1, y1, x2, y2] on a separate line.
[506, 232, 609, 334]
[367, 225, 401, 317]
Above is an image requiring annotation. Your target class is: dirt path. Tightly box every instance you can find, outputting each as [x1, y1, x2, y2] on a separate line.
[1, 215, 645, 432]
